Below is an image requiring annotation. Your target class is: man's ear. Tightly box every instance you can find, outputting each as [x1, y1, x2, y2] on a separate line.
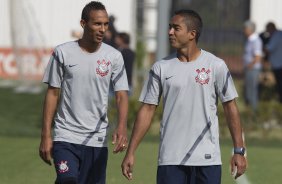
[188, 30, 197, 40]
[80, 20, 86, 28]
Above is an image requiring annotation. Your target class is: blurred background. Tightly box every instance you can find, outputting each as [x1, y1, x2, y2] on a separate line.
[0, 0, 282, 183]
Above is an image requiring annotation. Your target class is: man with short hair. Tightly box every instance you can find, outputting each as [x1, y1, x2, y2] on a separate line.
[39, 1, 129, 184]
[122, 9, 247, 184]
[243, 20, 263, 111]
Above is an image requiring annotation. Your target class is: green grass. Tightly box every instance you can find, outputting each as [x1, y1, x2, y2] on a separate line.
[242, 139, 282, 184]
[0, 87, 45, 137]
[0, 86, 282, 183]
[1, 135, 282, 184]
[0, 136, 55, 184]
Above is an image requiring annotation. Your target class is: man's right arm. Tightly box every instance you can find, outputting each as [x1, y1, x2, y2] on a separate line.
[121, 103, 157, 180]
[39, 85, 60, 165]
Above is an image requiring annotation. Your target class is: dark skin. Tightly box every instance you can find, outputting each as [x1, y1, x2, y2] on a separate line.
[39, 86, 59, 165]
[122, 14, 246, 180]
[79, 10, 109, 52]
[223, 100, 247, 179]
[39, 9, 128, 165]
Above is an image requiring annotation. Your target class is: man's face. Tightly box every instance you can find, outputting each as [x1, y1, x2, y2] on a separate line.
[243, 27, 252, 37]
[81, 10, 109, 44]
[168, 15, 194, 49]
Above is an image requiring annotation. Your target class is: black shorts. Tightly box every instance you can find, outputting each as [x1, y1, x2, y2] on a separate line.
[157, 165, 221, 184]
[52, 141, 108, 184]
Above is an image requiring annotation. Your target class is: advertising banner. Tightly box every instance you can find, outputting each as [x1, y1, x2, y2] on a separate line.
[0, 48, 52, 80]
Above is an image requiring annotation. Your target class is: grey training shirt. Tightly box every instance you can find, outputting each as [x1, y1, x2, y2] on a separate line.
[139, 50, 238, 166]
[43, 41, 128, 147]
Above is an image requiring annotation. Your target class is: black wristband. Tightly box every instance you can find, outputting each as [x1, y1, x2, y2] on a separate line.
[234, 147, 245, 156]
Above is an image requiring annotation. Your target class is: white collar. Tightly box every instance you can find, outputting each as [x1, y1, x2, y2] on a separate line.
[248, 33, 259, 41]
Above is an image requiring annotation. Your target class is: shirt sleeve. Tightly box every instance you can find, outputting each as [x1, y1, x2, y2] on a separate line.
[139, 63, 162, 105]
[253, 38, 263, 56]
[42, 48, 64, 88]
[215, 61, 238, 103]
[111, 52, 129, 91]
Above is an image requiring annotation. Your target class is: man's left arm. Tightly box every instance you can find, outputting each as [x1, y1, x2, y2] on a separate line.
[112, 90, 128, 153]
[248, 55, 262, 69]
[223, 99, 247, 179]
[248, 38, 263, 69]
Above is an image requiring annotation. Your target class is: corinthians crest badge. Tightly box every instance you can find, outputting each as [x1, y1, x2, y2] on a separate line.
[96, 59, 111, 77]
[57, 160, 69, 173]
[195, 68, 211, 85]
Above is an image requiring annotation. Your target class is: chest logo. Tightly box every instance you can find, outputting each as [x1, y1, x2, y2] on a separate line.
[195, 68, 211, 85]
[96, 59, 111, 77]
[57, 161, 69, 173]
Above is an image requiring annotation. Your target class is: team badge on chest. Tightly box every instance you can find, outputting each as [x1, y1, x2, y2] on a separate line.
[195, 68, 211, 85]
[96, 59, 111, 77]
[57, 160, 69, 173]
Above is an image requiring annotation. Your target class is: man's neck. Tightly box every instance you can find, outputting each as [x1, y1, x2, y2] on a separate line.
[78, 38, 101, 53]
[177, 45, 201, 62]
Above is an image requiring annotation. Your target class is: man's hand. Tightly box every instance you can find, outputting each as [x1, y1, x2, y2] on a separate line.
[39, 135, 53, 165]
[121, 153, 134, 180]
[112, 126, 128, 153]
[120, 103, 156, 180]
[231, 154, 247, 179]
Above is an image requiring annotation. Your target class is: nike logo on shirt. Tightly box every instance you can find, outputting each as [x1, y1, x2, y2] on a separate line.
[69, 64, 78, 67]
[165, 76, 173, 80]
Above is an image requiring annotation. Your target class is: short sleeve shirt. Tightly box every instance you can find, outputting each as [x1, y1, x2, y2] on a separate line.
[243, 33, 263, 69]
[139, 50, 238, 166]
[42, 41, 128, 147]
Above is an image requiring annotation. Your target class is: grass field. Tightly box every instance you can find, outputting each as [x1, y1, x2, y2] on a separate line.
[0, 86, 282, 184]
[1, 135, 282, 184]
